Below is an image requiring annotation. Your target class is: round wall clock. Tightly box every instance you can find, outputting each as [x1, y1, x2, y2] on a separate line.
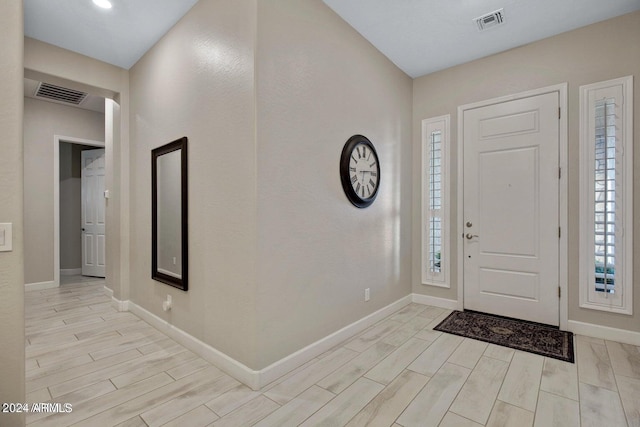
[340, 135, 380, 208]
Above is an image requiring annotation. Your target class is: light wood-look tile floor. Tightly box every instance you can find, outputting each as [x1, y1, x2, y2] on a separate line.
[25, 278, 640, 426]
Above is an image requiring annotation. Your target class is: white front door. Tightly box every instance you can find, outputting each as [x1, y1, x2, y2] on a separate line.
[463, 92, 559, 325]
[81, 149, 106, 278]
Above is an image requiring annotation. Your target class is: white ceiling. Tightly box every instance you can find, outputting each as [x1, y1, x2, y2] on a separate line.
[323, 0, 640, 78]
[24, 0, 199, 70]
[24, 0, 640, 78]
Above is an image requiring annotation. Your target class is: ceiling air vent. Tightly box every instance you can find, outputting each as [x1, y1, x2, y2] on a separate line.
[474, 9, 505, 31]
[35, 82, 88, 105]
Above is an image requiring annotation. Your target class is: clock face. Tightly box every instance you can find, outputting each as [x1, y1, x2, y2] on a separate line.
[349, 142, 379, 199]
[340, 135, 380, 208]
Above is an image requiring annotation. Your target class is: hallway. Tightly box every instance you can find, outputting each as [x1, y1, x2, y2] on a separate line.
[25, 278, 639, 426]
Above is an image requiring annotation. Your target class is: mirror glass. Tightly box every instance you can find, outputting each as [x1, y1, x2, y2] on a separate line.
[152, 137, 188, 290]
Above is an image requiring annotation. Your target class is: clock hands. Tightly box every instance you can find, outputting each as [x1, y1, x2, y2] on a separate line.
[349, 143, 378, 199]
[355, 170, 377, 199]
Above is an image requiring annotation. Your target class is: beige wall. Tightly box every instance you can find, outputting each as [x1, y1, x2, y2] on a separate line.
[23, 98, 104, 284]
[18, 0, 637, 396]
[24, 38, 123, 100]
[129, 0, 260, 367]
[412, 11, 640, 332]
[0, 2, 25, 425]
[254, 0, 413, 368]
[129, 0, 412, 370]
[25, 38, 130, 300]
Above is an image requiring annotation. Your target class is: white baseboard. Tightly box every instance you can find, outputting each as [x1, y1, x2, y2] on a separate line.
[60, 268, 82, 276]
[111, 297, 129, 312]
[25, 281, 58, 291]
[104, 286, 127, 312]
[411, 293, 461, 310]
[127, 300, 260, 389]
[568, 320, 640, 346]
[256, 294, 413, 388]
[124, 294, 412, 390]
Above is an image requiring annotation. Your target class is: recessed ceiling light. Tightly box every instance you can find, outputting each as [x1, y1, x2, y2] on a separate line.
[92, 0, 112, 9]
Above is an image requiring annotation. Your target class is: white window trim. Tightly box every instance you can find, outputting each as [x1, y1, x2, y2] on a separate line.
[579, 76, 633, 315]
[421, 115, 450, 287]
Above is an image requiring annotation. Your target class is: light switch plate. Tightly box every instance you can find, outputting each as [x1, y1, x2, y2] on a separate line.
[0, 223, 12, 252]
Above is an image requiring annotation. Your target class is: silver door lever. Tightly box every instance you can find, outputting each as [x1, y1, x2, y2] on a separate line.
[465, 233, 478, 239]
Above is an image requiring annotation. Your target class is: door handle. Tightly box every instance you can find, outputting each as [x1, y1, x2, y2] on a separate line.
[465, 233, 479, 240]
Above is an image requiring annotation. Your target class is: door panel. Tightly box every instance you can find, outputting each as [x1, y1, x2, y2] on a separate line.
[97, 234, 106, 268]
[479, 268, 538, 300]
[84, 234, 94, 265]
[463, 92, 559, 325]
[479, 147, 538, 257]
[81, 149, 106, 278]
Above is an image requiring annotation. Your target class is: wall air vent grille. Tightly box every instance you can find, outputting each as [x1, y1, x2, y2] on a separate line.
[475, 9, 505, 31]
[35, 82, 88, 105]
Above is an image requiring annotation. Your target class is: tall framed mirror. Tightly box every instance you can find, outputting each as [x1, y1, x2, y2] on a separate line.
[152, 137, 188, 291]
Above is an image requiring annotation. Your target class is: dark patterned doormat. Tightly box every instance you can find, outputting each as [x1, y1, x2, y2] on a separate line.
[434, 310, 574, 363]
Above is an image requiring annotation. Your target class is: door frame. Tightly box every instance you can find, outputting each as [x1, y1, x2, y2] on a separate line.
[456, 83, 568, 330]
[54, 135, 105, 287]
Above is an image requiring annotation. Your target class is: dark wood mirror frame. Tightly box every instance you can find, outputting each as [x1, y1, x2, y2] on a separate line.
[152, 137, 188, 291]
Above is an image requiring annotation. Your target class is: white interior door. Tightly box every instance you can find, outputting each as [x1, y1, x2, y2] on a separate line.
[463, 92, 559, 325]
[81, 149, 106, 278]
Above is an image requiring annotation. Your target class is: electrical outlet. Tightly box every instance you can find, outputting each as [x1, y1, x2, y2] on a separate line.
[364, 288, 370, 302]
[163, 294, 173, 311]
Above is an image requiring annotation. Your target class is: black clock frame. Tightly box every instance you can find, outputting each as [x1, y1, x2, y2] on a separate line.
[340, 134, 380, 208]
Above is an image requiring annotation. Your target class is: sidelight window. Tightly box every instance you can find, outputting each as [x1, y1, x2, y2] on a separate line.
[579, 76, 633, 314]
[422, 115, 450, 287]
